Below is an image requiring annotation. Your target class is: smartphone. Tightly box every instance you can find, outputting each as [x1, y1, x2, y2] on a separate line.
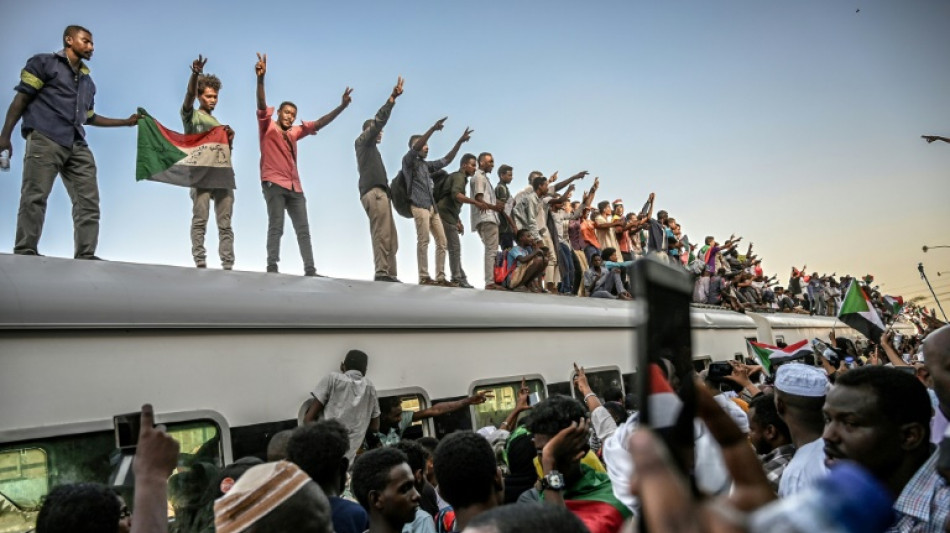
[113, 412, 142, 449]
[631, 257, 696, 459]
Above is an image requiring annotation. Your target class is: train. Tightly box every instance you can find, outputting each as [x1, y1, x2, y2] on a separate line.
[0, 253, 915, 531]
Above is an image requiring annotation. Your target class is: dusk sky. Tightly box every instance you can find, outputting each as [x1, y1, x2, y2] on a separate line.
[1, 0, 948, 310]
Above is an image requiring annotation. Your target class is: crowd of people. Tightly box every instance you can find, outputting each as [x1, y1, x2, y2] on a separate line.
[3, 26, 938, 315]
[9, 24, 950, 533]
[29, 316, 950, 533]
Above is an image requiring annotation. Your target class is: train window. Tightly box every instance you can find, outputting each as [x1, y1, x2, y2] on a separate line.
[693, 356, 712, 372]
[471, 378, 545, 430]
[0, 418, 222, 533]
[378, 391, 431, 440]
[0, 448, 48, 509]
[431, 396, 472, 439]
[774, 335, 785, 346]
[547, 381, 572, 398]
[570, 367, 623, 400]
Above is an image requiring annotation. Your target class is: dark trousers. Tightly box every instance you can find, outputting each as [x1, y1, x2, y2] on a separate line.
[557, 242, 575, 294]
[262, 182, 315, 274]
[15, 131, 99, 258]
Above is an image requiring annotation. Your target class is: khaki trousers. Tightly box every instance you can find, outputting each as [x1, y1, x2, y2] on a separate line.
[411, 205, 447, 281]
[476, 222, 499, 285]
[542, 232, 559, 285]
[361, 188, 398, 277]
[191, 187, 234, 267]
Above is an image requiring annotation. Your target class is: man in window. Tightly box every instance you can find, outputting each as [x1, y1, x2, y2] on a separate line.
[377, 391, 492, 447]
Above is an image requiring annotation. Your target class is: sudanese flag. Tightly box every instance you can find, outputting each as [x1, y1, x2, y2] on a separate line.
[135, 108, 236, 189]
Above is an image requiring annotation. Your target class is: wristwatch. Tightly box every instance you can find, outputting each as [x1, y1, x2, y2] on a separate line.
[540, 470, 566, 492]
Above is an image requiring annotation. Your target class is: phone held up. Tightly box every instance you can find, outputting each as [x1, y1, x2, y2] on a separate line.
[630, 256, 697, 476]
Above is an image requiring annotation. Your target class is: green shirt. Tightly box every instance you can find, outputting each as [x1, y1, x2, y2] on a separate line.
[181, 107, 220, 135]
[435, 171, 469, 226]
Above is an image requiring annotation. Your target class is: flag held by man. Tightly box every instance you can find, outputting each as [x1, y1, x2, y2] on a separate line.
[746, 339, 811, 377]
[838, 281, 885, 342]
[135, 108, 235, 189]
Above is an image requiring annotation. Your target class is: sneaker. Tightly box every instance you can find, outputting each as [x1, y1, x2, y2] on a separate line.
[305, 270, 325, 277]
[419, 277, 440, 286]
[375, 275, 402, 283]
[455, 280, 475, 289]
[266, 265, 279, 273]
[484, 283, 505, 291]
[196, 261, 207, 269]
[438, 279, 460, 288]
[77, 255, 105, 261]
[222, 264, 233, 271]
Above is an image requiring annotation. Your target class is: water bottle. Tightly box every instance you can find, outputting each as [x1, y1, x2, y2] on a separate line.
[0, 149, 10, 172]
[747, 462, 894, 533]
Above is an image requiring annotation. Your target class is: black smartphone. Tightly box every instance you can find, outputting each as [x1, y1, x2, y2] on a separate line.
[631, 257, 696, 461]
[113, 412, 142, 449]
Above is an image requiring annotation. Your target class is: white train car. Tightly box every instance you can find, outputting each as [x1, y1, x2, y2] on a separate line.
[0, 253, 882, 530]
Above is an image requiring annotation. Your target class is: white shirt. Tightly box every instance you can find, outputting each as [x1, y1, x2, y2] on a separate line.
[777, 438, 829, 497]
[469, 169, 499, 229]
[312, 370, 380, 462]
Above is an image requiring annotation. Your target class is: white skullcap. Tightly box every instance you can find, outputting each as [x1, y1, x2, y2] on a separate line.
[775, 363, 828, 397]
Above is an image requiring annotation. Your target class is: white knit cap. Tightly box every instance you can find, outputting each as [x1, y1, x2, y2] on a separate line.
[775, 363, 828, 397]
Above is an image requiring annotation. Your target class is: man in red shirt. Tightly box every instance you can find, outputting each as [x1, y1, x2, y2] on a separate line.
[255, 53, 352, 276]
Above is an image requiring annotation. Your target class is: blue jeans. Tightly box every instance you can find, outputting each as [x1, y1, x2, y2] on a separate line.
[557, 242, 575, 293]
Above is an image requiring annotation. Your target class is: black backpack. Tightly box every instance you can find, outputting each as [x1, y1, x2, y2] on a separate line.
[390, 171, 412, 219]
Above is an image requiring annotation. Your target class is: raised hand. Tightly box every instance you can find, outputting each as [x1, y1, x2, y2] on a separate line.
[459, 127, 473, 143]
[391, 76, 404, 100]
[548, 171, 559, 183]
[571, 170, 589, 180]
[594, 177, 600, 188]
[191, 54, 207, 74]
[255, 53, 267, 77]
[432, 117, 448, 131]
[341, 87, 353, 106]
[516, 377, 532, 411]
[125, 113, 141, 127]
[133, 404, 180, 481]
[468, 390, 493, 405]
[573, 362, 592, 395]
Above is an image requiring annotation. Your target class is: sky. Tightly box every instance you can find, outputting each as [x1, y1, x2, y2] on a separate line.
[1, 0, 948, 311]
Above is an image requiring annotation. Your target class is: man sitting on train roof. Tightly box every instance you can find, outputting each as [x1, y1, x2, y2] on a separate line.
[376, 390, 493, 447]
[304, 350, 380, 463]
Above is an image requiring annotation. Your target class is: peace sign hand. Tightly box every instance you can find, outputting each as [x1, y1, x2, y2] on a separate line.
[392, 76, 404, 100]
[342, 87, 354, 106]
[191, 54, 207, 74]
[255, 53, 267, 77]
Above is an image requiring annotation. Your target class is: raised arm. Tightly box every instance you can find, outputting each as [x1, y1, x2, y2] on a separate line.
[357, 77, 403, 146]
[412, 390, 492, 420]
[499, 378, 532, 431]
[0, 92, 34, 156]
[643, 192, 655, 220]
[553, 170, 588, 192]
[439, 127, 473, 166]
[922, 135, 950, 144]
[312, 87, 353, 131]
[412, 116, 447, 152]
[130, 404, 180, 533]
[182, 55, 207, 113]
[255, 53, 267, 111]
[88, 114, 139, 127]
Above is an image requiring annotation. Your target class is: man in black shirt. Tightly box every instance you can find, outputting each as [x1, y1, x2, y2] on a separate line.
[356, 77, 403, 282]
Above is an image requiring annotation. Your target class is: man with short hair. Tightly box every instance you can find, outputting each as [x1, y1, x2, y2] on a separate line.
[639, 193, 670, 263]
[1, 25, 139, 259]
[214, 460, 333, 533]
[35, 483, 124, 533]
[593, 201, 621, 255]
[352, 447, 421, 533]
[886, 325, 950, 532]
[527, 396, 631, 533]
[512, 176, 547, 247]
[435, 153, 484, 289]
[394, 440, 438, 533]
[773, 363, 829, 497]
[181, 55, 236, 270]
[747, 393, 795, 493]
[403, 118, 472, 285]
[255, 53, 351, 276]
[504, 228, 548, 292]
[461, 502, 589, 533]
[494, 164, 515, 250]
[357, 77, 404, 282]
[287, 420, 370, 533]
[823, 366, 932, 499]
[303, 349, 380, 462]
[470, 152, 504, 290]
[432, 431, 504, 532]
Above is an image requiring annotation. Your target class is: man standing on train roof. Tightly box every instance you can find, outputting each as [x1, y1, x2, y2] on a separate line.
[304, 349, 380, 463]
[376, 391, 493, 447]
[255, 52, 352, 276]
[0, 25, 140, 260]
[181, 54, 236, 270]
[356, 76, 404, 283]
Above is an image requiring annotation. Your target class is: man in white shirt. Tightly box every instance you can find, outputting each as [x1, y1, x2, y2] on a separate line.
[470, 152, 503, 290]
